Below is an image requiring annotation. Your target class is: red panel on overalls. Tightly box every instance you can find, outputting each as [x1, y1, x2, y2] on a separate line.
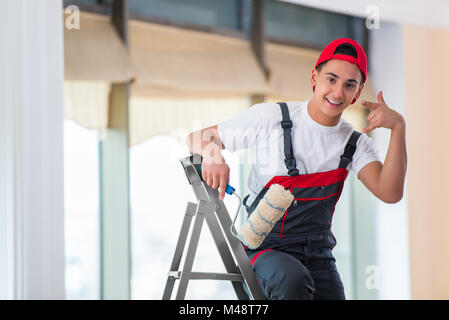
[243, 102, 361, 258]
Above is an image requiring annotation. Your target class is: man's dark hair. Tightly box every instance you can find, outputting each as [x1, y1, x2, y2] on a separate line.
[316, 43, 365, 83]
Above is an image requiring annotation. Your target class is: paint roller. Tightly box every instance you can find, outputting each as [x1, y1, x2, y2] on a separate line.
[199, 166, 294, 249]
[232, 184, 294, 249]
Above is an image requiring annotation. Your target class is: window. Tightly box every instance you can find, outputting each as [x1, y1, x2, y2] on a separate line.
[130, 135, 243, 299]
[265, 0, 362, 48]
[129, 0, 242, 31]
[64, 120, 100, 299]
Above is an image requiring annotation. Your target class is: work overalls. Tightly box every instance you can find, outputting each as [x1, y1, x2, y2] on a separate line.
[242, 102, 361, 300]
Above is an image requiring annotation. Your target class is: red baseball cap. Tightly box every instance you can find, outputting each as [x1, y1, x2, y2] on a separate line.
[315, 38, 367, 83]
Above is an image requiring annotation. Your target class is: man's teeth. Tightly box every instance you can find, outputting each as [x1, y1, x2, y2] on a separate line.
[327, 98, 342, 105]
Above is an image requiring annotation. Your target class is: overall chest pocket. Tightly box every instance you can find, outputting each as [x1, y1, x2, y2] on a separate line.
[291, 182, 340, 204]
[282, 183, 342, 233]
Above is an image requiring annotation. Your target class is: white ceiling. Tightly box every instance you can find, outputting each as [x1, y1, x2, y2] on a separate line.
[280, 0, 449, 28]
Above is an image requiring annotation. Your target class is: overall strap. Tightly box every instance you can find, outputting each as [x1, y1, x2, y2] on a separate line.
[277, 102, 299, 176]
[338, 130, 362, 168]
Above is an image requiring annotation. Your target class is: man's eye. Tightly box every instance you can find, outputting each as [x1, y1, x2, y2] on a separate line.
[327, 77, 335, 83]
[346, 83, 355, 88]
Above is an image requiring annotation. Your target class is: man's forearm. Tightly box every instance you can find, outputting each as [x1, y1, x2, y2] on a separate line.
[187, 130, 224, 164]
[378, 121, 407, 201]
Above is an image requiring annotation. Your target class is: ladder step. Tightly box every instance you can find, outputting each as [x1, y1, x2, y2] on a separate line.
[168, 271, 244, 282]
[168, 271, 182, 279]
[191, 272, 244, 281]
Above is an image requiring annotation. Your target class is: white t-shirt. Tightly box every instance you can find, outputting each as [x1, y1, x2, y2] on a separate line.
[217, 99, 382, 206]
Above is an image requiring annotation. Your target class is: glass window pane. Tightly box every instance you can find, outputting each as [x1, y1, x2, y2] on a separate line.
[129, 0, 241, 31]
[64, 0, 112, 9]
[265, 0, 352, 47]
[64, 120, 100, 299]
[130, 135, 242, 299]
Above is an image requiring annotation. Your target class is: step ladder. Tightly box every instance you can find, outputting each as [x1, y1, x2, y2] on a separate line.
[162, 154, 266, 300]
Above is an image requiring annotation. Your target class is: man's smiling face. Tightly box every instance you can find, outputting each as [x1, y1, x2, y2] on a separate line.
[310, 59, 364, 120]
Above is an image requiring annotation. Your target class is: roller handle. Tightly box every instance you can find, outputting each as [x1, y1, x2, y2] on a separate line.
[199, 165, 235, 195]
[198, 162, 242, 240]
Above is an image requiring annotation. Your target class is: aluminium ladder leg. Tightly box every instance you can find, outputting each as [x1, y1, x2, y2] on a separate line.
[162, 201, 197, 300]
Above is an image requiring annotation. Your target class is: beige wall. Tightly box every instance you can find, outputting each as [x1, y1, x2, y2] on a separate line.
[404, 25, 449, 299]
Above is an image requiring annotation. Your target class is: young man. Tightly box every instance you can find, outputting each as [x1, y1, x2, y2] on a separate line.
[187, 38, 407, 300]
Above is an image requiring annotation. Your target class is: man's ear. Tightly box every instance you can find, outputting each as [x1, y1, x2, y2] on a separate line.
[353, 82, 365, 101]
[310, 68, 318, 87]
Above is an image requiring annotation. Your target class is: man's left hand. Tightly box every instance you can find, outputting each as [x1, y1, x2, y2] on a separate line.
[361, 91, 405, 133]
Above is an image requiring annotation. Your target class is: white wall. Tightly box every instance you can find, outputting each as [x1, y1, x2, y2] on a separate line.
[281, 0, 449, 28]
[369, 22, 410, 299]
[0, 0, 65, 299]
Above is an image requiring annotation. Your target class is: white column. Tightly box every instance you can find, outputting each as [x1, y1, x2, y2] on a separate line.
[369, 22, 410, 300]
[0, 0, 65, 299]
